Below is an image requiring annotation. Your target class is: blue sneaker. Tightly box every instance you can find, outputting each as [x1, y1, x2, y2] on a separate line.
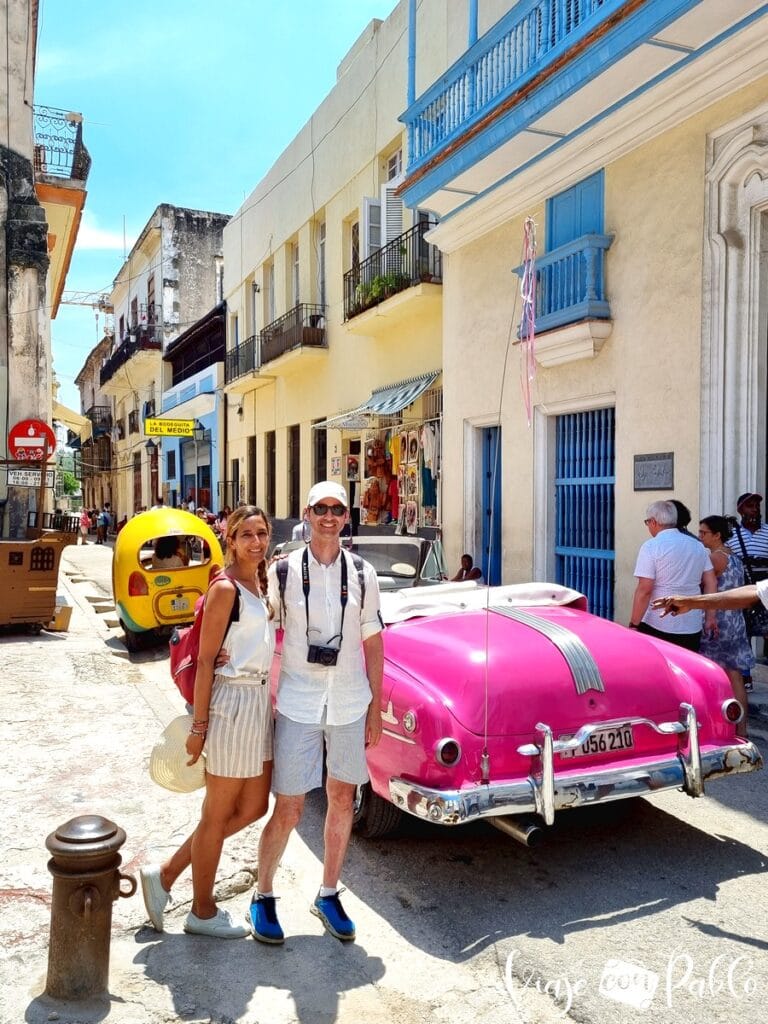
[310, 888, 356, 941]
[247, 893, 284, 944]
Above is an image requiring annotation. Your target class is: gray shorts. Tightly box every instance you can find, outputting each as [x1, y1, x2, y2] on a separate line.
[273, 711, 368, 796]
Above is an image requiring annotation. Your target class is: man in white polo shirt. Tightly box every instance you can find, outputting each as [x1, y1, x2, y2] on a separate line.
[248, 481, 383, 945]
[629, 500, 717, 651]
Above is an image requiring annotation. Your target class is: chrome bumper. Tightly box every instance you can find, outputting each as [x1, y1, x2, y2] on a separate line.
[388, 706, 762, 827]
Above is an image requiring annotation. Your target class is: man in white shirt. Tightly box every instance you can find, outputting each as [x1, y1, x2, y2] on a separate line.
[629, 500, 717, 651]
[249, 481, 383, 945]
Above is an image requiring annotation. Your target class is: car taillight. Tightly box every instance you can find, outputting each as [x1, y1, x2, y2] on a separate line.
[435, 738, 461, 766]
[128, 572, 149, 596]
[208, 564, 222, 584]
[722, 699, 744, 724]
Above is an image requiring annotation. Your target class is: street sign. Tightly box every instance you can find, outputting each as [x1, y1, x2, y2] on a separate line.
[8, 468, 55, 487]
[8, 418, 57, 460]
[144, 418, 195, 436]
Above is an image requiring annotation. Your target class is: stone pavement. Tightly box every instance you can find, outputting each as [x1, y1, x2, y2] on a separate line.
[0, 545, 562, 1024]
[1, 542, 765, 1024]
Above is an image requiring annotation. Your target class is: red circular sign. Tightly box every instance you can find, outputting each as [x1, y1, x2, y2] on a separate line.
[8, 418, 57, 461]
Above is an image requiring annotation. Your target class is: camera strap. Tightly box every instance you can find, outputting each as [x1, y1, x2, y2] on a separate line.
[302, 545, 348, 649]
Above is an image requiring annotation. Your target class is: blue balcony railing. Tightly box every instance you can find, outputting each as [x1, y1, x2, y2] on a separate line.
[402, 0, 614, 169]
[514, 232, 613, 334]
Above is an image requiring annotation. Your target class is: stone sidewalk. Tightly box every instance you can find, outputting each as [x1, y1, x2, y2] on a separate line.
[1, 547, 559, 1024]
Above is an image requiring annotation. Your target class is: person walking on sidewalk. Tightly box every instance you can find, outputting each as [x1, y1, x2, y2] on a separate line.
[140, 505, 275, 939]
[78, 508, 91, 545]
[248, 481, 383, 945]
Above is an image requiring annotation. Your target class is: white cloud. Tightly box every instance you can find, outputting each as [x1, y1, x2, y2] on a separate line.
[75, 214, 135, 251]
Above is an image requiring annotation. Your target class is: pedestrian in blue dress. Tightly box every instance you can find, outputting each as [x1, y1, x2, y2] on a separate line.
[697, 515, 753, 736]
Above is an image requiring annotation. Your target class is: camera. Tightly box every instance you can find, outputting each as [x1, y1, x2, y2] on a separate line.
[307, 644, 339, 667]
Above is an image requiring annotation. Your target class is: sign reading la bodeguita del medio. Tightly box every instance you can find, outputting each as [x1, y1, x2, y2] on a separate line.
[144, 418, 196, 437]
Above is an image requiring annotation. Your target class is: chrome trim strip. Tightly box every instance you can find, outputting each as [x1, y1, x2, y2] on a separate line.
[388, 741, 762, 825]
[382, 728, 416, 745]
[491, 605, 605, 694]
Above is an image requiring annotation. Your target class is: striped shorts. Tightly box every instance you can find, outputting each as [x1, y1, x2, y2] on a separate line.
[273, 711, 368, 795]
[205, 674, 274, 779]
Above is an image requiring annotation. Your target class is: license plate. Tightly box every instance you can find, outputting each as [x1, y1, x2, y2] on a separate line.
[171, 597, 189, 612]
[560, 725, 634, 758]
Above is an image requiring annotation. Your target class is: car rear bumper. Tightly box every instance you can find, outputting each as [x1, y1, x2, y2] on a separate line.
[388, 737, 763, 827]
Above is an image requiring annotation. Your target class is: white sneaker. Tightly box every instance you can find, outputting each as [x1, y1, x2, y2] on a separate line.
[140, 865, 170, 932]
[184, 908, 250, 939]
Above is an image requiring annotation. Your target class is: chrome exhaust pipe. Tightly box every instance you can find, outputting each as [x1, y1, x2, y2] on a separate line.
[490, 815, 545, 847]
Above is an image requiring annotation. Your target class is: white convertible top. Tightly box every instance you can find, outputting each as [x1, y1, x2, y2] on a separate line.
[380, 581, 586, 625]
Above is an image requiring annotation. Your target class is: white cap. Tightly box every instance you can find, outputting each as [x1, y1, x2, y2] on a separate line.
[306, 480, 348, 508]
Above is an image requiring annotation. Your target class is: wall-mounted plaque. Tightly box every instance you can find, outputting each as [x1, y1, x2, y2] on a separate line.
[634, 452, 674, 491]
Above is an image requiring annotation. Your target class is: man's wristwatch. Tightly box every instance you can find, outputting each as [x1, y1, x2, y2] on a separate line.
[628, 622, 639, 629]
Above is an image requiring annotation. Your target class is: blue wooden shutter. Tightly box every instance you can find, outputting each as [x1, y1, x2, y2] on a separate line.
[554, 408, 615, 619]
[547, 170, 604, 250]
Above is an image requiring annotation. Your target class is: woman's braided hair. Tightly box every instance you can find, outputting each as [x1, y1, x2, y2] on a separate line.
[224, 505, 271, 608]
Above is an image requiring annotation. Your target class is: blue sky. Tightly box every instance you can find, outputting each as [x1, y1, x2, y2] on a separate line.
[35, 0, 399, 411]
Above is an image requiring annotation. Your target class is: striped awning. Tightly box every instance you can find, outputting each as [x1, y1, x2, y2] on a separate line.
[314, 371, 439, 430]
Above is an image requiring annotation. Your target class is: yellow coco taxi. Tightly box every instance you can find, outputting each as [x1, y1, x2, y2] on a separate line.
[112, 507, 224, 651]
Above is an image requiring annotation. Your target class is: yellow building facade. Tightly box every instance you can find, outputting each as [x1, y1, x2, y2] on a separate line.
[223, 9, 445, 535]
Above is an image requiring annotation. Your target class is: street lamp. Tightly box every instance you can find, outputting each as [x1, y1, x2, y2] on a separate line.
[193, 420, 205, 507]
[145, 437, 159, 506]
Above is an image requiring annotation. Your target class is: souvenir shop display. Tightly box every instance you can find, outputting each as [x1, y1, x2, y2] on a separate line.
[351, 417, 441, 531]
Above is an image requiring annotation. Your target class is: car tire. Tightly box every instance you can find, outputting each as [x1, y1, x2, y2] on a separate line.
[122, 623, 142, 652]
[352, 782, 402, 838]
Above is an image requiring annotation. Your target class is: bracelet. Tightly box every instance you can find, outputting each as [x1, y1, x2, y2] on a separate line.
[189, 727, 207, 737]
[192, 719, 208, 727]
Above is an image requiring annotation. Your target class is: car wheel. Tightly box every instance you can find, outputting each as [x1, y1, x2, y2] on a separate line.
[352, 782, 402, 838]
[122, 623, 142, 652]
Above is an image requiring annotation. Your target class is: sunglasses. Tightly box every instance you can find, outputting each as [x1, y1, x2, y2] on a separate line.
[310, 503, 346, 517]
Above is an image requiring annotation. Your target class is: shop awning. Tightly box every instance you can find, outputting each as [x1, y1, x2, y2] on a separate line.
[52, 400, 88, 433]
[314, 371, 439, 430]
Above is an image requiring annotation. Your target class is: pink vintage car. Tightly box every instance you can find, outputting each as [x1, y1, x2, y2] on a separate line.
[353, 583, 763, 845]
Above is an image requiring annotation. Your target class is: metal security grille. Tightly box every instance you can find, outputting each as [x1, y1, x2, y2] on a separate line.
[555, 408, 615, 619]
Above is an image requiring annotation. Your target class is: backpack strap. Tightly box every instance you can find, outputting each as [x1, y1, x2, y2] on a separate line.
[208, 573, 240, 627]
[349, 551, 366, 608]
[276, 557, 289, 622]
[275, 550, 366, 621]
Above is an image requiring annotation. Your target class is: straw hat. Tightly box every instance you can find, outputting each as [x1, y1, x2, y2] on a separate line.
[149, 715, 206, 793]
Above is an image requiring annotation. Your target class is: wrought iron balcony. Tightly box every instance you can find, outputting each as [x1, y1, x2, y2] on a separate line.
[33, 105, 91, 182]
[225, 307, 327, 384]
[261, 304, 326, 364]
[225, 334, 259, 385]
[84, 405, 112, 436]
[343, 221, 442, 321]
[514, 233, 613, 334]
[100, 335, 162, 387]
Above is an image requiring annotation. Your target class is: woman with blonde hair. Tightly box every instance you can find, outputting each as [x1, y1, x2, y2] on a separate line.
[140, 504, 274, 938]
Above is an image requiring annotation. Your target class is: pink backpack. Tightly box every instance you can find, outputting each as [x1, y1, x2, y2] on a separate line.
[169, 577, 239, 704]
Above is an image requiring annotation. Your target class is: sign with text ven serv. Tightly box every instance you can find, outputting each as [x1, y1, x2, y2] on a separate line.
[8, 468, 55, 487]
[144, 418, 195, 437]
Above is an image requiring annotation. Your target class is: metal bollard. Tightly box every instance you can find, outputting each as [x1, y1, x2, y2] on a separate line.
[45, 814, 137, 1000]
